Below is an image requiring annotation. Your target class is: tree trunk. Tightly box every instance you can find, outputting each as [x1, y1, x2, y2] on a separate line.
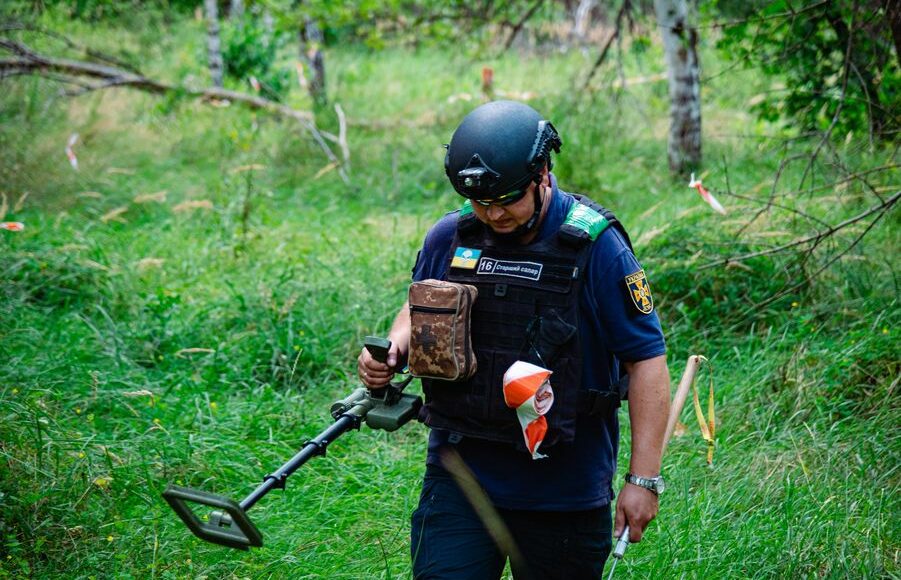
[299, 16, 326, 105]
[230, 0, 244, 20]
[654, 0, 701, 174]
[204, 0, 224, 88]
[572, 0, 597, 41]
[263, 10, 275, 45]
[885, 0, 901, 60]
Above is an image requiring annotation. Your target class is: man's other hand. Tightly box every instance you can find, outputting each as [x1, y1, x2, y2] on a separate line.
[613, 482, 659, 542]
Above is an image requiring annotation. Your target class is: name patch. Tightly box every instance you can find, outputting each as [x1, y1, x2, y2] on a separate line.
[477, 258, 543, 281]
[451, 247, 482, 270]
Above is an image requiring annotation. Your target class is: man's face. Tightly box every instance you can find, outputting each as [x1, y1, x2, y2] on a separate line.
[470, 172, 548, 235]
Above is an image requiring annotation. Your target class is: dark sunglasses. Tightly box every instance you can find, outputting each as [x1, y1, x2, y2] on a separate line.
[471, 184, 531, 207]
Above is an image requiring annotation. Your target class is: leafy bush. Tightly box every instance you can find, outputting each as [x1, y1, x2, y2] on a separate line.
[646, 216, 792, 332]
[221, 17, 290, 100]
[715, 0, 900, 140]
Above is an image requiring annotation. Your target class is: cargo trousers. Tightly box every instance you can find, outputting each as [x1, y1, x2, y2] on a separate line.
[411, 464, 613, 580]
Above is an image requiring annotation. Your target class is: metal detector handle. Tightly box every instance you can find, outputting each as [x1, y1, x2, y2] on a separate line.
[363, 336, 400, 404]
[361, 336, 422, 431]
[363, 336, 391, 364]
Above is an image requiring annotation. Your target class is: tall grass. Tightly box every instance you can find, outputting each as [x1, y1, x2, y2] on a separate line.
[0, 7, 898, 579]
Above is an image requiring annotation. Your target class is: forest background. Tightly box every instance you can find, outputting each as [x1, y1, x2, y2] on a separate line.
[0, 0, 898, 578]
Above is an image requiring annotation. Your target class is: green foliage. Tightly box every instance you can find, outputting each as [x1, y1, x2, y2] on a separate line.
[714, 0, 900, 140]
[6, 0, 201, 21]
[221, 17, 291, 99]
[0, 8, 898, 579]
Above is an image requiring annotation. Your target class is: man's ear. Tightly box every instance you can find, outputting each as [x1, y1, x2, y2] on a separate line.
[539, 164, 550, 186]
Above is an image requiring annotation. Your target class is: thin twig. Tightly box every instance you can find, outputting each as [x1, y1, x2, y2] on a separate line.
[798, 3, 856, 191]
[701, 190, 899, 270]
[735, 150, 808, 237]
[580, 0, 629, 91]
[717, 189, 832, 229]
[692, 0, 830, 30]
[503, 0, 544, 51]
[1, 21, 142, 74]
[334, 102, 350, 172]
[746, 204, 891, 312]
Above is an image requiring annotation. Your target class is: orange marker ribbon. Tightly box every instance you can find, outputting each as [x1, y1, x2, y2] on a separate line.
[503, 361, 554, 460]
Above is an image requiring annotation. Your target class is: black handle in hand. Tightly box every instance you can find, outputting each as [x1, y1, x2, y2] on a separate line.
[363, 336, 392, 364]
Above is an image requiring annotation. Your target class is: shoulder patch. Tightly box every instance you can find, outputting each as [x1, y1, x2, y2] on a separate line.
[564, 202, 609, 241]
[624, 269, 654, 314]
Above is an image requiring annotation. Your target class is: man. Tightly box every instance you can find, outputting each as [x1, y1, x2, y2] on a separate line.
[359, 100, 669, 579]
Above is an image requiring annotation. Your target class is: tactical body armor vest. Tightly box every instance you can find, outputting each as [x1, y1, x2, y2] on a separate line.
[418, 195, 632, 452]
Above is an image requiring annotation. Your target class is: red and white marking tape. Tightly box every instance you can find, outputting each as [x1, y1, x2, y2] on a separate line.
[688, 173, 726, 215]
[65, 133, 79, 170]
[503, 361, 554, 460]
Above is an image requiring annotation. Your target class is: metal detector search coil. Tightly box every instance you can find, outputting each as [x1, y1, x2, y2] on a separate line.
[162, 337, 421, 550]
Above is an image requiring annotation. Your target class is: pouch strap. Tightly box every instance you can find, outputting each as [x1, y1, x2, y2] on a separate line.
[579, 374, 630, 415]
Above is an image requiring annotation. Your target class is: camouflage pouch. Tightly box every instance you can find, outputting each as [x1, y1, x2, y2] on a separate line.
[408, 279, 478, 381]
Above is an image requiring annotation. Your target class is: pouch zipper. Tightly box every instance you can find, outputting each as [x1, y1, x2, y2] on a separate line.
[410, 304, 458, 315]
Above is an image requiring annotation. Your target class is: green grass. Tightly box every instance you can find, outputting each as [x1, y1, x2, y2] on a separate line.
[1, 7, 898, 579]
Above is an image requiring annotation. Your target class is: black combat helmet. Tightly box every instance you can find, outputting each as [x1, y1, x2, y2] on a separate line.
[445, 100, 562, 202]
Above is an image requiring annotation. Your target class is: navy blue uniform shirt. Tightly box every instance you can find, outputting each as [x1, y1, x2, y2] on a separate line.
[411, 176, 666, 510]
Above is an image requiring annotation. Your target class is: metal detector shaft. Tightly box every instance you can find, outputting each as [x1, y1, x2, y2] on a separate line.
[162, 395, 372, 549]
[240, 401, 372, 511]
[162, 336, 414, 550]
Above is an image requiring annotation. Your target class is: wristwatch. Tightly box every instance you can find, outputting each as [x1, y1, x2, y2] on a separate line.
[625, 472, 665, 496]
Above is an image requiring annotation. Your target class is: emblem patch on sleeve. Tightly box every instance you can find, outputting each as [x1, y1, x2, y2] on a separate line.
[451, 247, 482, 270]
[625, 269, 654, 314]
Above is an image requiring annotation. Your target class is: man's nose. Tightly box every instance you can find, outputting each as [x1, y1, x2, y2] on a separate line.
[486, 205, 505, 220]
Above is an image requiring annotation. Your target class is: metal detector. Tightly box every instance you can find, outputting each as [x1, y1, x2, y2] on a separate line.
[162, 337, 421, 550]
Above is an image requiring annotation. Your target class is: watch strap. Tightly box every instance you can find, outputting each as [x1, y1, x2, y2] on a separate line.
[625, 472, 661, 495]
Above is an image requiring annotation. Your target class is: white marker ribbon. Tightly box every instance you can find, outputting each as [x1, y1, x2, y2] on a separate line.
[503, 361, 554, 460]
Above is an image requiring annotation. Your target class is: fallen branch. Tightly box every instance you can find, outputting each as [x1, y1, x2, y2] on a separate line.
[334, 103, 350, 172]
[0, 39, 349, 184]
[701, 190, 900, 270]
[741, 202, 891, 314]
[2, 21, 142, 74]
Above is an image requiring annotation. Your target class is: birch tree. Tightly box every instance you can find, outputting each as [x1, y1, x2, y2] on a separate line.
[654, 0, 701, 174]
[572, 0, 597, 42]
[205, 0, 224, 88]
[230, 0, 244, 20]
[300, 16, 326, 104]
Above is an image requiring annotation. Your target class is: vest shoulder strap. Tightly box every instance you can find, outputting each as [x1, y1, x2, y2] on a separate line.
[457, 199, 480, 235]
[562, 194, 634, 251]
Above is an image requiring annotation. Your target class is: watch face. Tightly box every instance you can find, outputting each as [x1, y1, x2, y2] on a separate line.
[655, 476, 665, 494]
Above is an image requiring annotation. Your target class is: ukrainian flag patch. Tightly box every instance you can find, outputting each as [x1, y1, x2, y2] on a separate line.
[451, 247, 482, 270]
